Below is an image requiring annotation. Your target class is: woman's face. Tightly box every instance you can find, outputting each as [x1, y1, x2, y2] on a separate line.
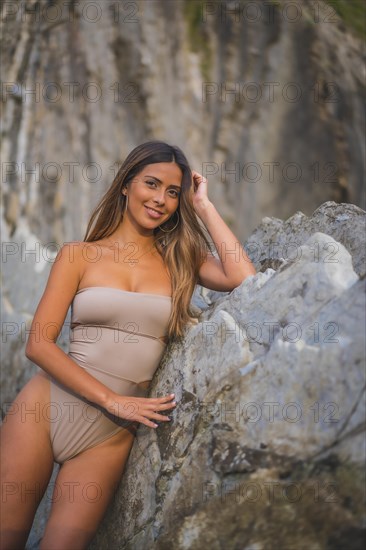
[126, 162, 183, 228]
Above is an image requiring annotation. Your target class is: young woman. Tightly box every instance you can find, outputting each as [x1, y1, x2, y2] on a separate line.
[0, 141, 256, 550]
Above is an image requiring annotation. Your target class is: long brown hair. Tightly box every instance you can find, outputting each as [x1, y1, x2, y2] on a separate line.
[83, 140, 214, 342]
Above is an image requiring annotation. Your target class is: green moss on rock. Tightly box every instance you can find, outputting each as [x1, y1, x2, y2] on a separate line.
[183, 0, 212, 81]
[326, 0, 365, 39]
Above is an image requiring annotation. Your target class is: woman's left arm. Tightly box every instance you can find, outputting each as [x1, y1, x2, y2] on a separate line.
[192, 170, 257, 292]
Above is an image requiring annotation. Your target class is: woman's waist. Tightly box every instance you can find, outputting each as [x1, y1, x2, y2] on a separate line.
[67, 338, 164, 386]
[50, 362, 150, 403]
[70, 322, 168, 345]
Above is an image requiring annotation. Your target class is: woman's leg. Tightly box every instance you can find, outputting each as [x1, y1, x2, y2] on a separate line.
[40, 427, 136, 550]
[0, 373, 55, 550]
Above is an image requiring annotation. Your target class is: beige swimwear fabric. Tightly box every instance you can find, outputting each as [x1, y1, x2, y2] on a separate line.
[49, 287, 172, 464]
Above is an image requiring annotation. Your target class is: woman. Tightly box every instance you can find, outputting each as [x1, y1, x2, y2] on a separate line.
[0, 140, 256, 549]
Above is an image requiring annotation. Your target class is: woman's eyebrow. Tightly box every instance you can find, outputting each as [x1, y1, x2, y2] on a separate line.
[144, 175, 181, 189]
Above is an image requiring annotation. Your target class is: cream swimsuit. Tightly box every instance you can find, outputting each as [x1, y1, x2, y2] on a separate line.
[48, 287, 172, 464]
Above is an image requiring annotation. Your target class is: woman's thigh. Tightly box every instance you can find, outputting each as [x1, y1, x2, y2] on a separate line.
[0, 372, 55, 548]
[40, 427, 136, 550]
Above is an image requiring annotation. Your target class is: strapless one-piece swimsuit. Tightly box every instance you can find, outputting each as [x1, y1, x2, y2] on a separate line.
[47, 286, 172, 464]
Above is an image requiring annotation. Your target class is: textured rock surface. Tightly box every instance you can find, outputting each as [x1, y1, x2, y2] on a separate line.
[245, 200, 366, 279]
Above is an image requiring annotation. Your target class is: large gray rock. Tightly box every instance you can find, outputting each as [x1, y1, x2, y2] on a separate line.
[85, 206, 365, 549]
[245, 201, 366, 278]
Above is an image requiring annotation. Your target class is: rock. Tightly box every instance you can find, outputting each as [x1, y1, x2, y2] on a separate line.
[86, 203, 365, 549]
[244, 201, 366, 279]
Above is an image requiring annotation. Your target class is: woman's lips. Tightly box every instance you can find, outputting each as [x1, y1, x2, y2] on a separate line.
[144, 205, 164, 219]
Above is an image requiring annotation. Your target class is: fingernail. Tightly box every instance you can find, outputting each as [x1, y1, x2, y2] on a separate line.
[153, 423, 158, 428]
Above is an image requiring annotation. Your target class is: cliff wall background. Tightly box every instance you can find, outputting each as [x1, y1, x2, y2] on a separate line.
[1, 0, 365, 246]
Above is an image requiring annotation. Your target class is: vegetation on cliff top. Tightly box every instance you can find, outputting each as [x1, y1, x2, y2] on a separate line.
[327, 0, 365, 39]
[183, 0, 365, 59]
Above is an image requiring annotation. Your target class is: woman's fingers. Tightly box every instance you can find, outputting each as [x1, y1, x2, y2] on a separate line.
[146, 400, 176, 411]
[135, 405, 173, 428]
[107, 393, 177, 429]
[139, 395, 176, 427]
[151, 394, 175, 402]
[140, 395, 176, 410]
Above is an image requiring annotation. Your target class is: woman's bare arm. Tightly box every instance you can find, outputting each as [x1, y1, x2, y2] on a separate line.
[196, 201, 257, 291]
[192, 170, 257, 292]
[25, 242, 114, 408]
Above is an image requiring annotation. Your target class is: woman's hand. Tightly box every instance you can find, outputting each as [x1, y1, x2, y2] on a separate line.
[191, 170, 212, 212]
[104, 392, 176, 429]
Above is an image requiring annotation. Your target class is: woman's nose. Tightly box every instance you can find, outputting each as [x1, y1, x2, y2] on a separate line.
[153, 192, 165, 204]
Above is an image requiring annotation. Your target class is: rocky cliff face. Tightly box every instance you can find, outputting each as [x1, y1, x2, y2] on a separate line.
[22, 201, 365, 549]
[1, 0, 365, 245]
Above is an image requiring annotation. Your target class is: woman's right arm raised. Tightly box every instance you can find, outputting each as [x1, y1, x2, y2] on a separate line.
[24, 242, 176, 427]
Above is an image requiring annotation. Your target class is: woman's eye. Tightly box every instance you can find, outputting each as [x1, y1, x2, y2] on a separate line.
[146, 181, 180, 198]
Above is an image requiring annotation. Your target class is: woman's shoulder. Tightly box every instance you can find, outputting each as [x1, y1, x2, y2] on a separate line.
[57, 240, 109, 264]
[58, 240, 89, 255]
[58, 240, 111, 280]
[62, 240, 109, 251]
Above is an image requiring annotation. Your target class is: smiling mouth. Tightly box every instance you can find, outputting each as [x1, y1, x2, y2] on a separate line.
[144, 205, 164, 217]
